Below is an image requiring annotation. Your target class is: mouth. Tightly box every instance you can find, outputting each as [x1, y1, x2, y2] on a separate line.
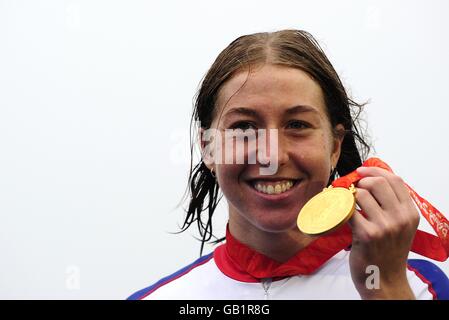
[245, 178, 302, 201]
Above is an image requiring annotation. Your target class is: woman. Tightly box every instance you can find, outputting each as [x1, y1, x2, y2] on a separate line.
[129, 29, 449, 300]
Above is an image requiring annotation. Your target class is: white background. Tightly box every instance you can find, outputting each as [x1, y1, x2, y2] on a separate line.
[1, 0, 448, 299]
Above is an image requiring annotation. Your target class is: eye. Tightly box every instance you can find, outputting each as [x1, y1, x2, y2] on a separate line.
[286, 120, 311, 130]
[230, 121, 257, 131]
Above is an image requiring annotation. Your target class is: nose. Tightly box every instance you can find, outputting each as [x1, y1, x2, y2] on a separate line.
[277, 134, 290, 167]
[257, 128, 289, 174]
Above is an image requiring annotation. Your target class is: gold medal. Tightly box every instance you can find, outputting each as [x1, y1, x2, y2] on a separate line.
[297, 184, 357, 236]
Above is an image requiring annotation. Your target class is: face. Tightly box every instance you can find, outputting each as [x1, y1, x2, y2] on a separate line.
[203, 64, 343, 234]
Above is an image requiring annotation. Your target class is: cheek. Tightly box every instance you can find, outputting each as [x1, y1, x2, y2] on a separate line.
[215, 164, 250, 210]
[218, 135, 257, 166]
[319, 132, 334, 152]
[290, 135, 333, 174]
[296, 151, 329, 176]
[216, 164, 244, 191]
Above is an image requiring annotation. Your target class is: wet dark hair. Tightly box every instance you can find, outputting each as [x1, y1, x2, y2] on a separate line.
[180, 29, 370, 255]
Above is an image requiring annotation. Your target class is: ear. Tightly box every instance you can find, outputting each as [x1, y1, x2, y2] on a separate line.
[199, 127, 215, 171]
[331, 124, 345, 168]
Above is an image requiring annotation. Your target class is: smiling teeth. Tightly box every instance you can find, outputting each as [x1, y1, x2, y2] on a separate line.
[253, 180, 295, 195]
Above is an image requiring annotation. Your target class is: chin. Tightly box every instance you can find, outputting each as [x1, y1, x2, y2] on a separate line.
[251, 212, 299, 233]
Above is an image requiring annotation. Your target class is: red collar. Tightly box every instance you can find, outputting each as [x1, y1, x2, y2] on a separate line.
[213, 225, 353, 282]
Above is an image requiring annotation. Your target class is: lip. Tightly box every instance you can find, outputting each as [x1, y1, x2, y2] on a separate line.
[244, 179, 302, 202]
[245, 176, 301, 182]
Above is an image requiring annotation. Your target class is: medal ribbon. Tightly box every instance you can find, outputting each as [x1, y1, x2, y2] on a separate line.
[333, 157, 449, 261]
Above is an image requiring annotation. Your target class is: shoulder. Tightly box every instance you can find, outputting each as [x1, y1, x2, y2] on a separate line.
[407, 258, 449, 300]
[127, 252, 218, 300]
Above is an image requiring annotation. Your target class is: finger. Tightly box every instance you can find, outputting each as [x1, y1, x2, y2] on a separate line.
[357, 167, 410, 204]
[356, 175, 399, 211]
[355, 187, 385, 223]
[347, 210, 376, 242]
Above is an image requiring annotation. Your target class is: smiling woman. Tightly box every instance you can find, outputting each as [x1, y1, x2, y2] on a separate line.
[128, 29, 449, 300]
[202, 64, 346, 262]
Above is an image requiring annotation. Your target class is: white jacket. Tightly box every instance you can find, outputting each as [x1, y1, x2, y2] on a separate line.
[129, 233, 449, 300]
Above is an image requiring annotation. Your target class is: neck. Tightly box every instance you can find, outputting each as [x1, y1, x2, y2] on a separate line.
[228, 212, 315, 263]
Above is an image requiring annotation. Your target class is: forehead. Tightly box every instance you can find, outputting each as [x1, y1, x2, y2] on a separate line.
[216, 64, 326, 116]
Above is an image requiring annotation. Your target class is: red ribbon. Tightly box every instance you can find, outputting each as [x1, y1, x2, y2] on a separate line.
[333, 157, 449, 262]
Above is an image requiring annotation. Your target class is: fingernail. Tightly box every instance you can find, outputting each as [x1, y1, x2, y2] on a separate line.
[356, 167, 369, 174]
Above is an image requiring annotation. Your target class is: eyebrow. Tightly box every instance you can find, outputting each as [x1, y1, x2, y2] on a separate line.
[285, 105, 319, 115]
[223, 105, 319, 118]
